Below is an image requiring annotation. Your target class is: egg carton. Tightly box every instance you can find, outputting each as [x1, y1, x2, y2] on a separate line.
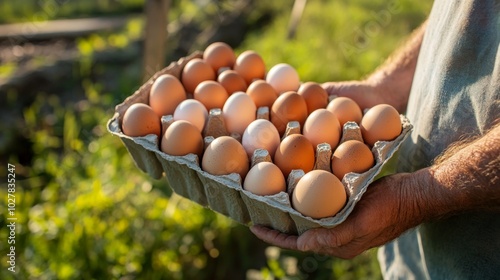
[107, 52, 413, 234]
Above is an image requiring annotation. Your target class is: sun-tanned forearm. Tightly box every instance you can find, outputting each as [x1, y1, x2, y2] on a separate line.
[403, 122, 500, 226]
[323, 20, 427, 112]
[367, 20, 428, 111]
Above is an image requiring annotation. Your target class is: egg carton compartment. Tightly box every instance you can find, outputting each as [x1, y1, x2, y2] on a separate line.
[107, 52, 413, 235]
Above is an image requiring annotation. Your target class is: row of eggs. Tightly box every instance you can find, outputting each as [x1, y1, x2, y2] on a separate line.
[121, 42, 403, 219]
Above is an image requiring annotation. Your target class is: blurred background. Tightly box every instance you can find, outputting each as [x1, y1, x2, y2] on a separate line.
[0, 0, 431, 279]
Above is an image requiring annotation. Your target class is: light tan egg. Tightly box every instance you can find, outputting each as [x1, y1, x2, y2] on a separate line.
[234, 50, 266, 84]
[202, 136, 249, 179]
[217, 70, 247, 95]
[243, 162, 286, 196]
[303, 109, 341, 149]
[360, 104, 402, 146]
[194, 80, 229, 111]
[203, 42, 236, 72]
[327, 97, 363, 127]
[149, 74, 186, 117]
[274, 134, 315, 178]
[292, 170, 346, 219]
[266, 63, 300, 94]
[297, 82, 328, 114]
[246, 80, 278, 109]
[181, 58, 215, 93]
[161, 120, 204, 158]
[122, 103, 161, 138]
[173, 99, 208, 132]
[270, 91, 308, 136]
[331, 140, 374, 180]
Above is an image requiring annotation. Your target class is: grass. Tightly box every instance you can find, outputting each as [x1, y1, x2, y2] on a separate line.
[0, 0, 432, 279]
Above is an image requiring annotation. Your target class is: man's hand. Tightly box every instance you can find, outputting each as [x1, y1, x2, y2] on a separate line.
[251, 124, 500, 258]
[322, 80, 383, 110]
[251, 171, 430, 259]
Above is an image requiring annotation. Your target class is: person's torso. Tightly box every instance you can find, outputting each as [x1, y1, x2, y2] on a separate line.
[380, 0, 500, 279]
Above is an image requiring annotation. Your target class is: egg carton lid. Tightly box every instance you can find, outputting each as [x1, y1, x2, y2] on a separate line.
[107, 52, 413, 234]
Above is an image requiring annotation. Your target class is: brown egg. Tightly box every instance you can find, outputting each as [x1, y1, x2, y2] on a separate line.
[217, 70, 247, 95]
[360, 104, 402, 146]
[292, 170, 346, 219]
[203, 42, 236, 72]
[243, 162, 286, 196]
[202, 136, 249, 179]
[246, 80, 278, 109]
[274, 134, 315, 177]
[194, 81, 229, 111]
[327, 97, 363, 127]
[149, 74, 186, 117]
[331, 140, 374, 180]
[122, 103, 161, 138]
[297, 82, 328, 114]
[181, 58, 215, 93]
[303, 109, 341, 149]
[234, 50, 266, 84]
[161, 120, 204, 158]
[270, 91, 308, 136]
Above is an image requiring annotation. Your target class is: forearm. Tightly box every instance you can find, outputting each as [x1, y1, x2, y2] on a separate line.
[367, 20, 427, 112]
[405, 123, 500, 225]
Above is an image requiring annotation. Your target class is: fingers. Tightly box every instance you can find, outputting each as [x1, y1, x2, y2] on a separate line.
[250, 225, 299, 251]
[250, 223, 365, 258]
[322, 81, 349, 96]
[321, 81, 379, 110]
[296, 222, 356, 255]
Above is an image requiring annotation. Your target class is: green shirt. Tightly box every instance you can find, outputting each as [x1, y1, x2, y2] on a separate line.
[378, 0, 500, 279]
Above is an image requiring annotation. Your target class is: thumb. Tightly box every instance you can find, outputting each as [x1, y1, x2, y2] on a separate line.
[322, 81, 376, 110]
[322, 81, 368, 96]
[322, 81, 347, 96]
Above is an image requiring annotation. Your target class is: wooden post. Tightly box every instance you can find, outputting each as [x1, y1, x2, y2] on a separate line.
[287, 0, 307, 40]
[143, 0, 170, 82]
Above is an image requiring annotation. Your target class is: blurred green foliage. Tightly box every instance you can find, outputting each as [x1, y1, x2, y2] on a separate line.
[0, 0, 432, 279]
[0, 0, 144, 24]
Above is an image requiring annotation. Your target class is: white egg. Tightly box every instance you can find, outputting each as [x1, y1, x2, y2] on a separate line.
[222, 92, 257, 135]
[242, 119, 281, 159]
[266, 63, 300, 94]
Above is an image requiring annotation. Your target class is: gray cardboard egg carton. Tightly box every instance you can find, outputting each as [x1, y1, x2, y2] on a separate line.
[107, 52, 413, 234]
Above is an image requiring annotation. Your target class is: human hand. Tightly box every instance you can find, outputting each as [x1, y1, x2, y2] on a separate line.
[322, 80, 383, 110]
[251, 171, 429, 258]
